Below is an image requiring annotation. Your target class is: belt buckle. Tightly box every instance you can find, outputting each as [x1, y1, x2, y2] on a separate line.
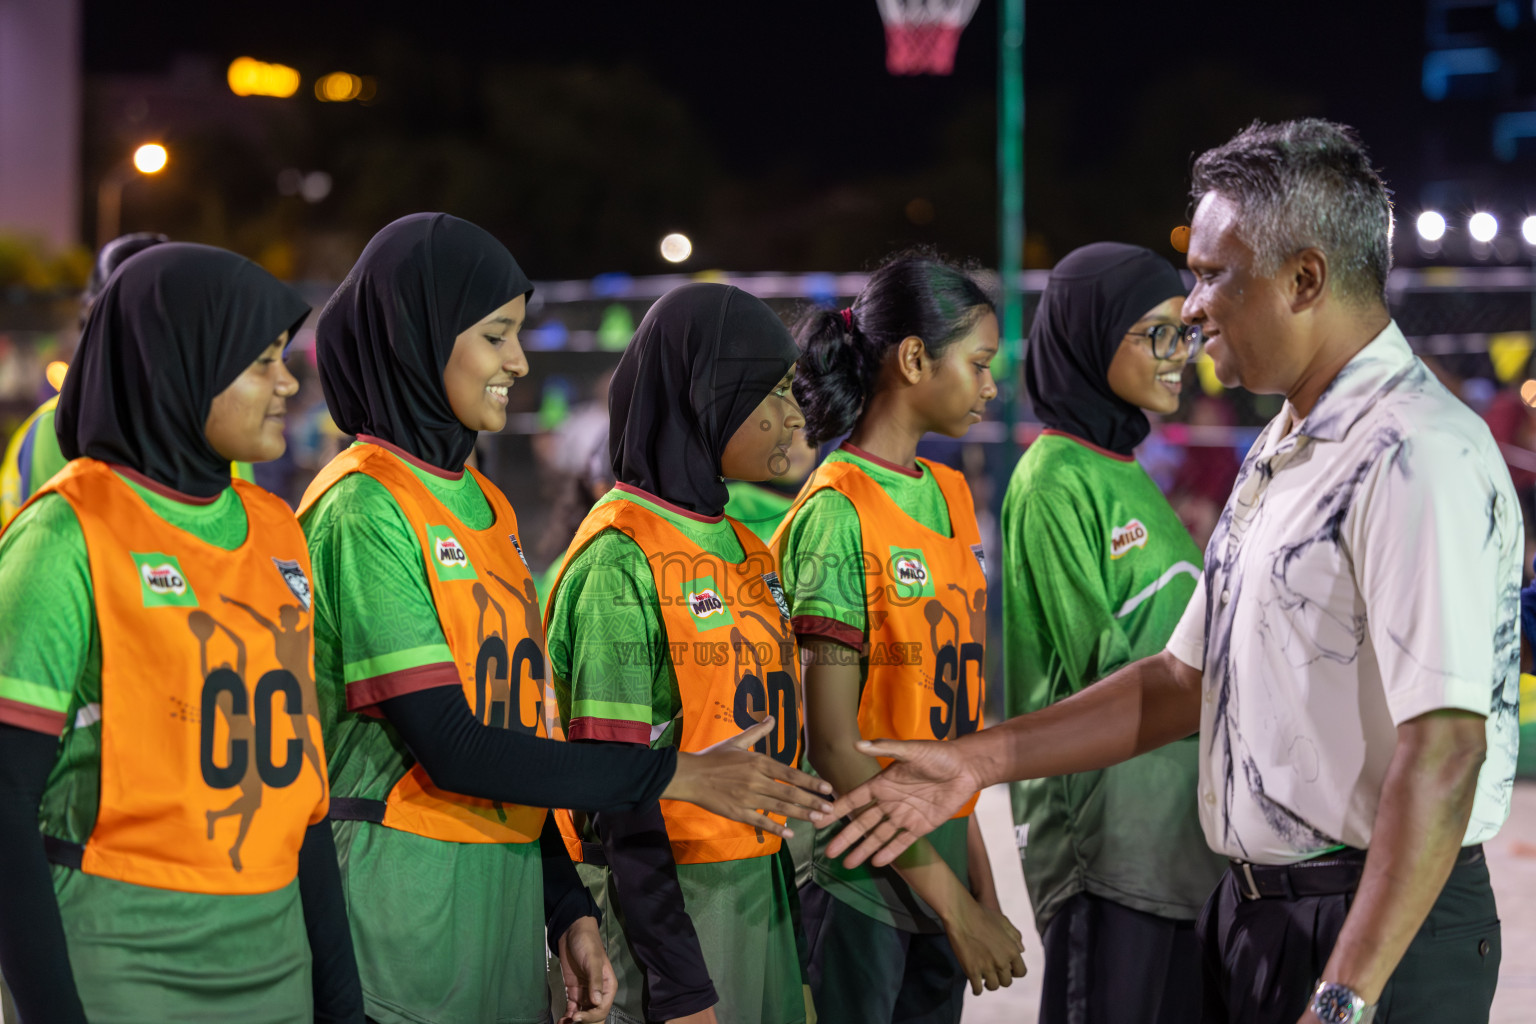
[1237, 860, 1262, 900]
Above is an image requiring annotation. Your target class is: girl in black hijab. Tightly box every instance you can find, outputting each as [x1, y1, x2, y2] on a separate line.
[0, 243, 362, 1023]
[1005, 242, 1226, 1024]
[546, 283, 811, 1024]
[302, 221, 830, 1024]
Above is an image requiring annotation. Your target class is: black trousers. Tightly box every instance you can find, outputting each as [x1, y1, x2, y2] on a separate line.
[1038, 892, 1203, 1024]
[1198, 850, 1501, 1023]
[800, 880, 965, 1024]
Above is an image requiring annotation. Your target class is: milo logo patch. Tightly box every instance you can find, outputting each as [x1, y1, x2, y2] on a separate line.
[895, 557, 929, 587]
[1110, 519, 1149, 560]
[887, 546, 935, 599]
[143, 563, 186, 594]
[688, 589, 726, 618]
[132, 551, 199, 608]
[682, 575, 734, 631]
[426, 525, 478, 581]
[436, 537, 468, 567]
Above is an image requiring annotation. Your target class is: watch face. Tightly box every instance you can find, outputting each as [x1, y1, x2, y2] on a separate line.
[1312, 985, 1358, 1024]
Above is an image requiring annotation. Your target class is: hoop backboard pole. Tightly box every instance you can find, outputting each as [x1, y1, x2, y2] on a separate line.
[996, 0, 1024, 444]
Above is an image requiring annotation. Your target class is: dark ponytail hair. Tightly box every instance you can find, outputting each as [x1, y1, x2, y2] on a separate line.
[793, 254, 994, 446]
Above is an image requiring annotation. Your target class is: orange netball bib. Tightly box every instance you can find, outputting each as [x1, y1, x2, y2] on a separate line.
[774, 458, 986, 819]
[549, 495, 802, 864]
[300, 444, 547, 844]
[28, 459, 327, 895]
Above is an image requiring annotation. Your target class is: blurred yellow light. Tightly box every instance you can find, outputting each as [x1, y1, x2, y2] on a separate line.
[227, 56, 301, 98]
[45, 361, 68, 392]
[132, 143, 167, 174]
[315, 72, 363, 102]
[660, 233, 692, 263]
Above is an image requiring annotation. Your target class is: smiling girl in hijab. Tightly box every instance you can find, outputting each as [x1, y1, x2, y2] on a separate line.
[545, 282, 810, 1024]
[0, 243, 360, 1024]
[301, 219, 831, 1024]
[1005, 241, 1227, 1024]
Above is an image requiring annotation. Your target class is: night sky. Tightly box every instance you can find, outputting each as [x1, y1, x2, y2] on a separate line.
[81, 1, 1432, 272]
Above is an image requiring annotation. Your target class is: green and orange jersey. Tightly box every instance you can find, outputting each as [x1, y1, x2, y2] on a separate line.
[299, 438, 550, 1024]
[773, 445, 980, 932]
[545, 484, 806, 1022]
[1, 397, 254, 526]
[0, 461, 324, 1022]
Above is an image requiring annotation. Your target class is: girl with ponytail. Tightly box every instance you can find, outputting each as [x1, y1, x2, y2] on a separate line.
[770, 255, 1026, 1023]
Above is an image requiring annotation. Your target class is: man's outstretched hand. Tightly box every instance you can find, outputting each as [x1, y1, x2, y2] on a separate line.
[824, 738, 986, 868]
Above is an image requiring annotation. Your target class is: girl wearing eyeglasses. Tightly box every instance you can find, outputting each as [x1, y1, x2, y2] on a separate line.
[1005, 242, 1227, 1024]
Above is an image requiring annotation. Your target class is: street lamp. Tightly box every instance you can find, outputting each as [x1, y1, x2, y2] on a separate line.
[97, 144, 168, 249]
[1469, 211, 1499, 243]
[660, 233, 692, 263]
[1416, 211, 1446, 242]
[132, 144, 167, 175]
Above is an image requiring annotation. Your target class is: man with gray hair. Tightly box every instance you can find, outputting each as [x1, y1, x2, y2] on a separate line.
[818, 119, 1517, 1024]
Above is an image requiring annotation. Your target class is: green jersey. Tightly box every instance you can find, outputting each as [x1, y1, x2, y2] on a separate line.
[0, 480, 313, 1023]
[301, 443, 545, 1024]
[1002, 431, 1226, 930]
[776, 447, 971, 933]
[546, 486, 804, 1024]
[724, 480, 796, 544]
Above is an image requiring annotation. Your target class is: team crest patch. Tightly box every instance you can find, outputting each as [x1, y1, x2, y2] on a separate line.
[762, 571, 792, 620]
[509, 533, 530, 569]
[426, 525, 478, 581]
[683, 575, 735, 631]
[1110, 519, 1149, 560]
[888, 545, 935, 598]
[271, 558, 312, 611]
[131, 551, 198, 608]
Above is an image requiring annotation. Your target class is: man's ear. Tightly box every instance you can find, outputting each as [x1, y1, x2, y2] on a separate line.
[895, 335, 928, 384]
[1290, 248, 1328, 312]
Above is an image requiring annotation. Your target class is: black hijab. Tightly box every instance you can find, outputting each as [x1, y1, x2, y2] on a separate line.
[609, 283, 798, 517]
[1025, 242, 1186, 456]
[56, 243, 310, 498]
[316, 213, 533, 472]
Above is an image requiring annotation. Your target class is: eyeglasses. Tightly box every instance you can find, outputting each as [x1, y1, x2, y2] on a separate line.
[1128, 322, 1204, 360]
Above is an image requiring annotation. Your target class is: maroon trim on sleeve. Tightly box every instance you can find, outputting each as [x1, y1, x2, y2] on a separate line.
[568, 717, 652, 745]
[791, 615, 863, 651]
[346, 662, 461, 713]
[0, 698, 66, 737]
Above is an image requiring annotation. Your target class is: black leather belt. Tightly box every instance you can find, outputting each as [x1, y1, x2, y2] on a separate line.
[1232, 844, 1484, 901]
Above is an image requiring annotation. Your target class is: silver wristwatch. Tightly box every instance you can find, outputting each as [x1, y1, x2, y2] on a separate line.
[1310, 981, 1377, 1024]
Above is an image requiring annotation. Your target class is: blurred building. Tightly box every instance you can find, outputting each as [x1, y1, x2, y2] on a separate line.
[0, 0, 80, 248]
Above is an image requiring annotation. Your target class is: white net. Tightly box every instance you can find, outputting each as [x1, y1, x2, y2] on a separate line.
[874, 0, 982, 75]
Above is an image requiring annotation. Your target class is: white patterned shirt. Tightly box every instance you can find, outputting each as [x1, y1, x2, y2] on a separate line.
[1166, 321, 1521, 864]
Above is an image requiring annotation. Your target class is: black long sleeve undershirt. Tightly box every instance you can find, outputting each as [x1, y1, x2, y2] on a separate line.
[297, 821, 365, 1023]
[539, 811, 600, 954]
[0, 723, 87, 1024]
[376, 684, 677, 813]
[592, 766, 717, 1020]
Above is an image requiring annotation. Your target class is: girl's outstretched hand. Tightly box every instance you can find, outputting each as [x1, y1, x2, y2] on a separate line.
[662, 716, 836, 836]
[824, 738, 985, 868]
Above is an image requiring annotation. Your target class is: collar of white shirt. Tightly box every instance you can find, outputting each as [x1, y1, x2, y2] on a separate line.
[1261, 321, 1415, 451]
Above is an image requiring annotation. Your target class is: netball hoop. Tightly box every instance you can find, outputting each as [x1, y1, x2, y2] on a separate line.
[876, 0, 982, 75]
